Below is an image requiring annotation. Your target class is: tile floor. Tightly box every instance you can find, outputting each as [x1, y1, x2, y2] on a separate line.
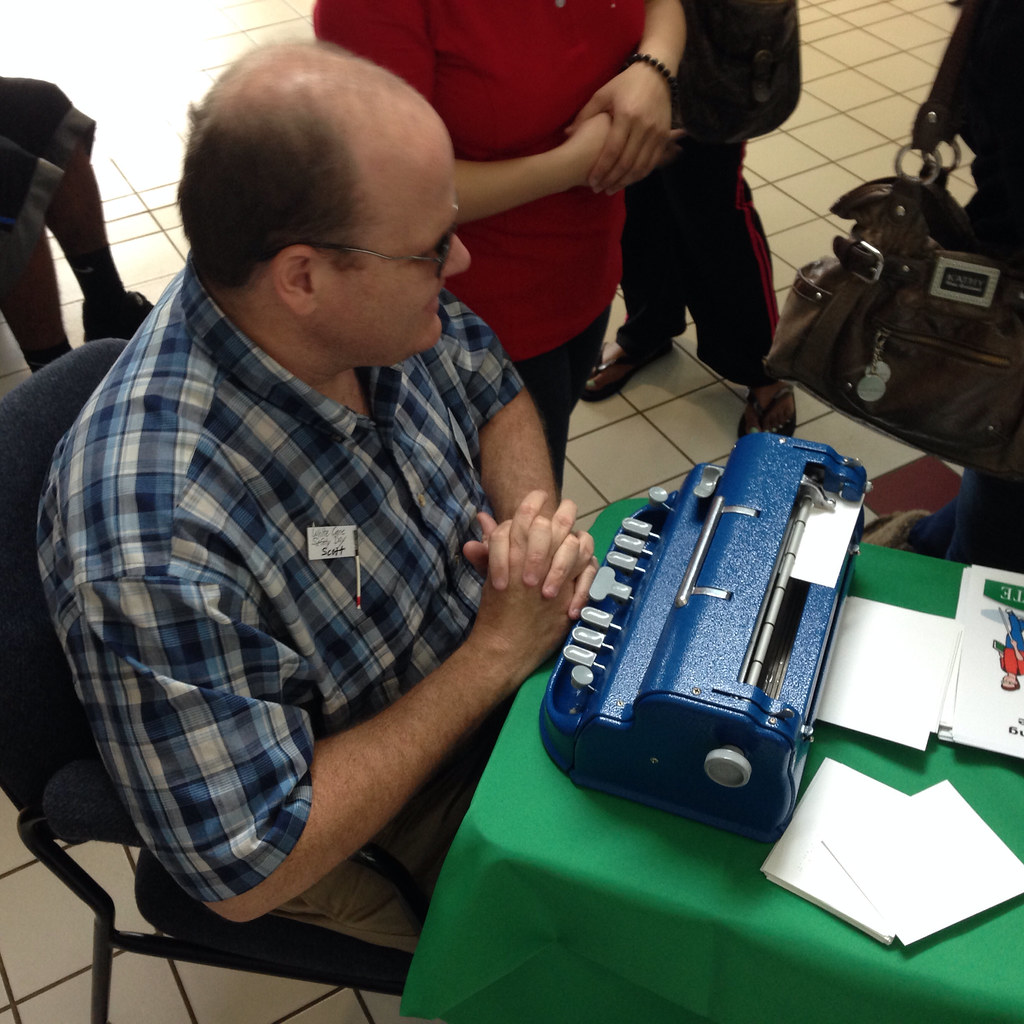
[0, 0, 971, 1021]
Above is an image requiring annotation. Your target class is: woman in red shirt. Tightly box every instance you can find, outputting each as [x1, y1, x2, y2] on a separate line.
[314, 0, 686, 485]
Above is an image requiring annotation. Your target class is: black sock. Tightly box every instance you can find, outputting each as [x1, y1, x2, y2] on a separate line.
[67, 246, 126, 308]
[25, 339, 72, 371]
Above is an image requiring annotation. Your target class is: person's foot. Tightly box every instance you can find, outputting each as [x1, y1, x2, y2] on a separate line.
[83, 290, 153, 341]
[738, 382, 796, 438]
[581, 339, 674, 402]
[1001, 674, 1020, 691]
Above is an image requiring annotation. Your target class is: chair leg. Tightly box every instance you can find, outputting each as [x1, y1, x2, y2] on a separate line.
[91, 920, 114, 1024]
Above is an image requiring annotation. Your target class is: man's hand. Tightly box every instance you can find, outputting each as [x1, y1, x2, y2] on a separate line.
[464, 491, 596, 610]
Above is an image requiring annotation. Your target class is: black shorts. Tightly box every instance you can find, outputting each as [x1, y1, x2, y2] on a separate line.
[0, 77, 96, 294]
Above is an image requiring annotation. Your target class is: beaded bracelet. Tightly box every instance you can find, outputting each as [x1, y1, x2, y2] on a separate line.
[624, 51, 680, 112]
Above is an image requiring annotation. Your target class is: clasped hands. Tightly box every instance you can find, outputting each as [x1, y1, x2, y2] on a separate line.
[566, 58, 683, 195]
[463, 490, 598, 620]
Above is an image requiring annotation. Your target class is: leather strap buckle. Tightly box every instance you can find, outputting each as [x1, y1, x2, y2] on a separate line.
[848, 239, 885, 283]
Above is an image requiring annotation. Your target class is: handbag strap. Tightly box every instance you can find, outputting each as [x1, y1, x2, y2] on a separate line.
[911, 0, 986, 154]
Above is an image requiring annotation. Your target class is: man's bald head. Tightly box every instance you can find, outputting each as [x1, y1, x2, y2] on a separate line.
[178, 42, 436, 290]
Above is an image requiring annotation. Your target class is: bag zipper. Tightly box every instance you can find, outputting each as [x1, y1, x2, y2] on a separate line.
[873, 324, 1012, 369]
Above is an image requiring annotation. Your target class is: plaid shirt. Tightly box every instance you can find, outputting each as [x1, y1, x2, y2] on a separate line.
[38, 259, 522, 902]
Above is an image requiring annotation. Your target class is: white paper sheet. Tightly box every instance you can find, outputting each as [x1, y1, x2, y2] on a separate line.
[824, 779, 1024, 946]
[817, 597, 962, 750]
[761, 758, 898, 943]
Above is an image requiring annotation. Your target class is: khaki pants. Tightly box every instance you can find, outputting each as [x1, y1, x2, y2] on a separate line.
[274, 706, 505, 952]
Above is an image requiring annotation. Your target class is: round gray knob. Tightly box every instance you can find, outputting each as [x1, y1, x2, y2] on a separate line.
[704, 746, 752, 788]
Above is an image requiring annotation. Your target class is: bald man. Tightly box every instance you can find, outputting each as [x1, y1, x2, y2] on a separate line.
[39, 42, 596, 951]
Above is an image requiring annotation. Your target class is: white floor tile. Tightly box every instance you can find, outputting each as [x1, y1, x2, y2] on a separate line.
[0, 844, 139, 1000]
[0, 798, 33, 876]
[864, 11, 950, 48]
[619, 346, 717, 413]
[225, 0, 303, 31]
[566, 415, 693, 505]
[846, 92, 920, 141]
[803, 67, 894, 110]
[778, 91, 841, 131]
[745, 132, 831, 182]
[565, 458, 607, 519]
[764, 217, 846, 274]
[286, 988, 372, 1024]
[811, 27, 900, 66]
[108, 233, 187, 290]
[775, 163, 865, 225]
[751, 184, 820, 234]
[175, 962, 333, 1024]
[245, 17, 317, 47]
[795, 45, 848, 83]
[362, 990, 443, 1024]
[839, 2, 906, 27]
[857, 50, 937, 91]
[644, 385, 746, 467]
[16, 955, 193, 1024]
[788, 112, 889, 161]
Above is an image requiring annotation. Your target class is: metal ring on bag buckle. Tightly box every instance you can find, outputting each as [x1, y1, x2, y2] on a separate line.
[895, 140, 961, 184]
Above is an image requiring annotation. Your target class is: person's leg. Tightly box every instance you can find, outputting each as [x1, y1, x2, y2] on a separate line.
[0, 230, 70, 369]
[583, 170, 683, 401]
[943, 470, 1024, 573]
[274, 703, 509, 952]
[46, 139, 152, 340]
[616, 170, 687, 353]
[0, 78, 151, 348]
[516, 307, 609, 489]
[661, 139, 793, 435]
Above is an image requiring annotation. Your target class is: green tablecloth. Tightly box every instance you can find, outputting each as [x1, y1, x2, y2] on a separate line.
[402, 501, 1024, 1024]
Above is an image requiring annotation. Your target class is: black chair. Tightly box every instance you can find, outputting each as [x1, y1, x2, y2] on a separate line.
[0, 341, 423, 1024]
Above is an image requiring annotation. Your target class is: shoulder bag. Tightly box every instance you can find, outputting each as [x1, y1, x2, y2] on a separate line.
[676, 0, 801, 144]
[764, 0, 1024, 479]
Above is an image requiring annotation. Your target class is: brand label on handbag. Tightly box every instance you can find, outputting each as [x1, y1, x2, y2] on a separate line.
[929, 256, 1000, 308]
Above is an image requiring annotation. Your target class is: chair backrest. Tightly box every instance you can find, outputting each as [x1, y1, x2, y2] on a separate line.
[0, 340, 127, 811]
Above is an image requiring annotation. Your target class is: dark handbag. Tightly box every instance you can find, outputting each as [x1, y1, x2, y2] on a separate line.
[676, 0, 800, 144]
[765, 0, 1024, 480]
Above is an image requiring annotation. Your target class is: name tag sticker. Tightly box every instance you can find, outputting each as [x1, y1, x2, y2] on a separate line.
[306, 524, 357, 561]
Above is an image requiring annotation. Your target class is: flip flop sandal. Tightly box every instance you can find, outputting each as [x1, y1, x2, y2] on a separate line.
[738, 383, 797, 438]
[1001, 676, 1021, 691]
[580, 340, 674, 402]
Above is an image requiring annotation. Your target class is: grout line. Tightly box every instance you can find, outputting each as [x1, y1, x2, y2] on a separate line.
[167, 960, 202, 1024]
[0, 951, 22, 1024]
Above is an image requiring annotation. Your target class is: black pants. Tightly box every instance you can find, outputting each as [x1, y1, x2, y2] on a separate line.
[515, 307, 610, 490]
[618, 137, 778, 388]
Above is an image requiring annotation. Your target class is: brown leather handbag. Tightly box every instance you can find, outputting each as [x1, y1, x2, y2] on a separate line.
[765, 0, 1024, 479]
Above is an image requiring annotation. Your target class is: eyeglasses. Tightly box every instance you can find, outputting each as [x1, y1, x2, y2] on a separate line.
[259, 228, 454, 278]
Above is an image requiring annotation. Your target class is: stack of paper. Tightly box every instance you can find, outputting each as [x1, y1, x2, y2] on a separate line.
[941, 564, 1024, 759]
[817, 597, 963, 751]
[761, 759, 1024, 945]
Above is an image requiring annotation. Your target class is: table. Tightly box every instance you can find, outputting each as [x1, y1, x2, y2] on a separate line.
[401, 501, 1024, 1024]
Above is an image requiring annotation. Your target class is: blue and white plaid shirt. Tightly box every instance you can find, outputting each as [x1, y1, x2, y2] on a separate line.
[38, 259, 522, 902]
